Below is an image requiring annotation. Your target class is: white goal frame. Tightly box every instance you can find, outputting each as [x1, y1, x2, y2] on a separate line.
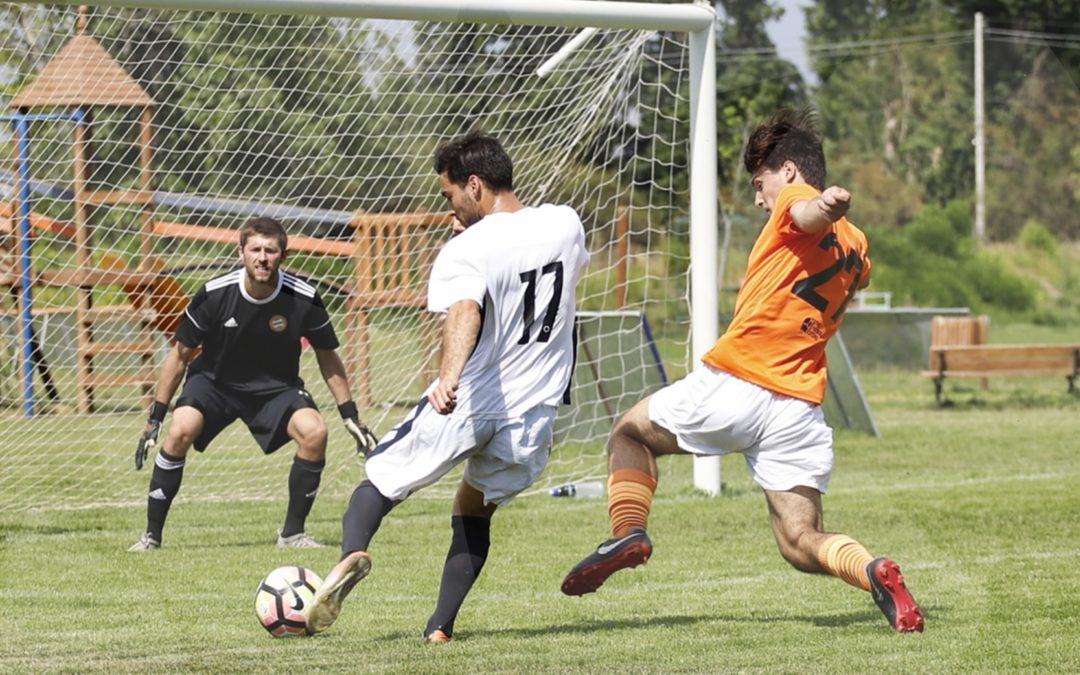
[19, 0, 722, 494]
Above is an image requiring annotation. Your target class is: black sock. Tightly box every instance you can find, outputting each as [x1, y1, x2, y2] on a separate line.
[341, 480, 395, 558]
[424, 515, 491, 639]
[146, 450, 186, 542]
[281, 456, 325, 538]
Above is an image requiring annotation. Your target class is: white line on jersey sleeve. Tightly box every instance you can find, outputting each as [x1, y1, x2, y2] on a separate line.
[282, 272, 316, 298]
[205, 269, 243, 291]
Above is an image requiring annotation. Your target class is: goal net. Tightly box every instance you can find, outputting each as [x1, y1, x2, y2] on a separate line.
[0, 2, 695, 511]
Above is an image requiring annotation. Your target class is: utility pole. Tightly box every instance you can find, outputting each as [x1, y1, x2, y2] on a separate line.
[974, 12, 986, 244]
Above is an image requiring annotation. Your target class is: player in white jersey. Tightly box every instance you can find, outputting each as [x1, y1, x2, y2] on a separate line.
[306, 132, 589, 643]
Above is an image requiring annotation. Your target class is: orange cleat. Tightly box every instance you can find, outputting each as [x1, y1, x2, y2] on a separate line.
[424, 629, 451, 644]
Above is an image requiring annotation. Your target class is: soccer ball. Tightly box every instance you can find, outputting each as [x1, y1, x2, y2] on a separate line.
[254, 565, 323, 637]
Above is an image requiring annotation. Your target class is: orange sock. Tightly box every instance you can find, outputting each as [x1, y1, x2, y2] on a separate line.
[817, 534, 873, 591]
[608, 468, 657, 538]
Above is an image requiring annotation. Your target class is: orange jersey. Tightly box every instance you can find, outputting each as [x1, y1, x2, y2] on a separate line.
[703, 184, 871, 404]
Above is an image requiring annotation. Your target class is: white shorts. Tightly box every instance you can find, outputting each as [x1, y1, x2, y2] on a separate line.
[364, 399, 556, 505]
[648, 366, 834, 493]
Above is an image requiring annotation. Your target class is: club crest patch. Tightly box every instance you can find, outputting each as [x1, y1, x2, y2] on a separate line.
[269, 315, 288, 332]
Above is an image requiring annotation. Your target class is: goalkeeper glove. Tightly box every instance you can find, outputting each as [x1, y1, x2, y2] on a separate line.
[136, 401, 168, 470]
[339, 401, 378, 458]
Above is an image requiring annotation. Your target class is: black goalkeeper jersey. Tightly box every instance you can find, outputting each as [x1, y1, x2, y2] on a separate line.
[176, 269, 339, 394]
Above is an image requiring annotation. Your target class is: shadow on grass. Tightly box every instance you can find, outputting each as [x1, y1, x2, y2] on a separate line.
[347, 607, 942, 643]
[0, 522, 109, 543]
[929, 387, 1079, 410]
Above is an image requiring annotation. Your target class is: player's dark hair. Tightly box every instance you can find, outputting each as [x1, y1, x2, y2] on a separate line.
[743, 108, 827, 190]
[239, 216, 288, 252]
[434, 131, 514, 192]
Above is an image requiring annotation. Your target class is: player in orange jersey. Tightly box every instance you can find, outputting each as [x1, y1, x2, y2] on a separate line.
[562, 109, 924, 633]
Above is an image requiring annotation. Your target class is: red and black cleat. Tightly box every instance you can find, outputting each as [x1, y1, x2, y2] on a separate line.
[867, 557, 925, 633]
[562, 528, 653, 596]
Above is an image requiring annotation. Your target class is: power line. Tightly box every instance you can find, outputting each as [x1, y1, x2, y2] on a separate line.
[985, 27, 1080, 50]
[806, 30, 973, 54]
[718, 30, 973, 62]
[720, 24, 1080, 64]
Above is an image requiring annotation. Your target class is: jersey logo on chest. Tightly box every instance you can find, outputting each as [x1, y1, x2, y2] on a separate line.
[269, 315, 288, 332]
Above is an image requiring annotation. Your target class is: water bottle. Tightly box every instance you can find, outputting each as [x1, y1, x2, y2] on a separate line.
[550, 481, 605, 498]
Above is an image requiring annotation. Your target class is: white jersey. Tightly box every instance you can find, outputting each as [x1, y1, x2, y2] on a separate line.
[427, 204, 589, 418]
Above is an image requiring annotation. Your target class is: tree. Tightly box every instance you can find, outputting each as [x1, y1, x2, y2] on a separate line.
[715, 0, 808, 218]
[806, 0, 1080, 240]
[806, 1, 974, 228]
[97, 10, 414, 217]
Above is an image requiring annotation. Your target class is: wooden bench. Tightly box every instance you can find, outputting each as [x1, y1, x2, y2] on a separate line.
[931, 315, 989, 349]
[923, 343, 1080, 404]
[928, 314, 990, 392]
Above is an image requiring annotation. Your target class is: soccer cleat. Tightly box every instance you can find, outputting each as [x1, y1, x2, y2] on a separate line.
[276, 530, 325, 549]
[127, 532, 161, 552]
[561, 528, 652, 596]
[424, 629, 451, 644]
[867, 558, 925, 633]
[305, 551, 371, 634]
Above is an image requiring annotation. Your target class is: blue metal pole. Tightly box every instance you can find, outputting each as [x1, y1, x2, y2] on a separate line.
[1, 110, 81, 417]
[15, 115, 35, 417]
[639, 312, 669, 386]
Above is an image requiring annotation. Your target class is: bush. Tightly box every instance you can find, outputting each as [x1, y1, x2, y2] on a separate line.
[903, 200, 973, 259]
[962, 252, 1035, 312]
[1017, 219, 1058, 254]
[864, 199, 1035, 314]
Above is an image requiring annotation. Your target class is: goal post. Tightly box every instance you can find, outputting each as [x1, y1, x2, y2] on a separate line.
[687, 15, 721, 496]
[0, 0, 718, 511]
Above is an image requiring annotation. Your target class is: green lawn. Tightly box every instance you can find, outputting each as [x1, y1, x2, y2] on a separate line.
[1, 365, 1079, 672]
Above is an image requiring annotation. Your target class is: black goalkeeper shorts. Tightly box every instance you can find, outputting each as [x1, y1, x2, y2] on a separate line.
[175, 372, 320, 454]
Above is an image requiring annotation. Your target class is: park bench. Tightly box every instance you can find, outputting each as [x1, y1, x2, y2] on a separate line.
[923, 343, 1080, 404]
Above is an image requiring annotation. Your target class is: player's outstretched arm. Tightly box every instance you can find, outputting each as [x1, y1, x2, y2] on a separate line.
[789, 185, 851, 234]
[429, 300, 481, 414]
[135, 342, 195, 470]
[313, 347, 377, 456]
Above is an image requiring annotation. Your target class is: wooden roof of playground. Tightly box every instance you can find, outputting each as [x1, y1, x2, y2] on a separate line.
[10, 33, 154, 109]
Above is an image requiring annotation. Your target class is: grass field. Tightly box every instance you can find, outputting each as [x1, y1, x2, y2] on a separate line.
[2, 364, 1079, 672]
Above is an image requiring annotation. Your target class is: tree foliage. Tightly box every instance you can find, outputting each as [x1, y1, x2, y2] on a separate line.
[866, 199, 1035, 312]
[715, 0, 808, 215]
[806, 0, 1080, 241]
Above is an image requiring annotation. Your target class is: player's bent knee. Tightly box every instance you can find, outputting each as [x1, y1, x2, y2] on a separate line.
[164, 406, 202, 455]
[775, 531, 825, 573]
[778, 545, 818, 573]
[164, 424, 198, 455]
[287, 409, 327, 456]
[295, 428, 327, 456]
[611, 402, 653, 446]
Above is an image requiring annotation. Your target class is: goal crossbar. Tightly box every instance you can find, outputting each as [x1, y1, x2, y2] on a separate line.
[20, 0, 715, 31]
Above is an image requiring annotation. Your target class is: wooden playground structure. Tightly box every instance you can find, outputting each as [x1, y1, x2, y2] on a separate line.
[1, 8, 637, 416]
[2, 9, 158, 415]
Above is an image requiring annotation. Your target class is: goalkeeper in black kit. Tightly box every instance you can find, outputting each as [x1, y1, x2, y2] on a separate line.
[128, 216, 377, 552]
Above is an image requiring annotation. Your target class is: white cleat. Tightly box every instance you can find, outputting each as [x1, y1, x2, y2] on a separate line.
[276, 530, 326, 549]
[305, 551, 372, 634]
[127, 533, 161, 552]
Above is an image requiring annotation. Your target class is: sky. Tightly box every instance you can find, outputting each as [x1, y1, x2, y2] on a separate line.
[764, 0, 817, 84]
[371, 4, 818, 86]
